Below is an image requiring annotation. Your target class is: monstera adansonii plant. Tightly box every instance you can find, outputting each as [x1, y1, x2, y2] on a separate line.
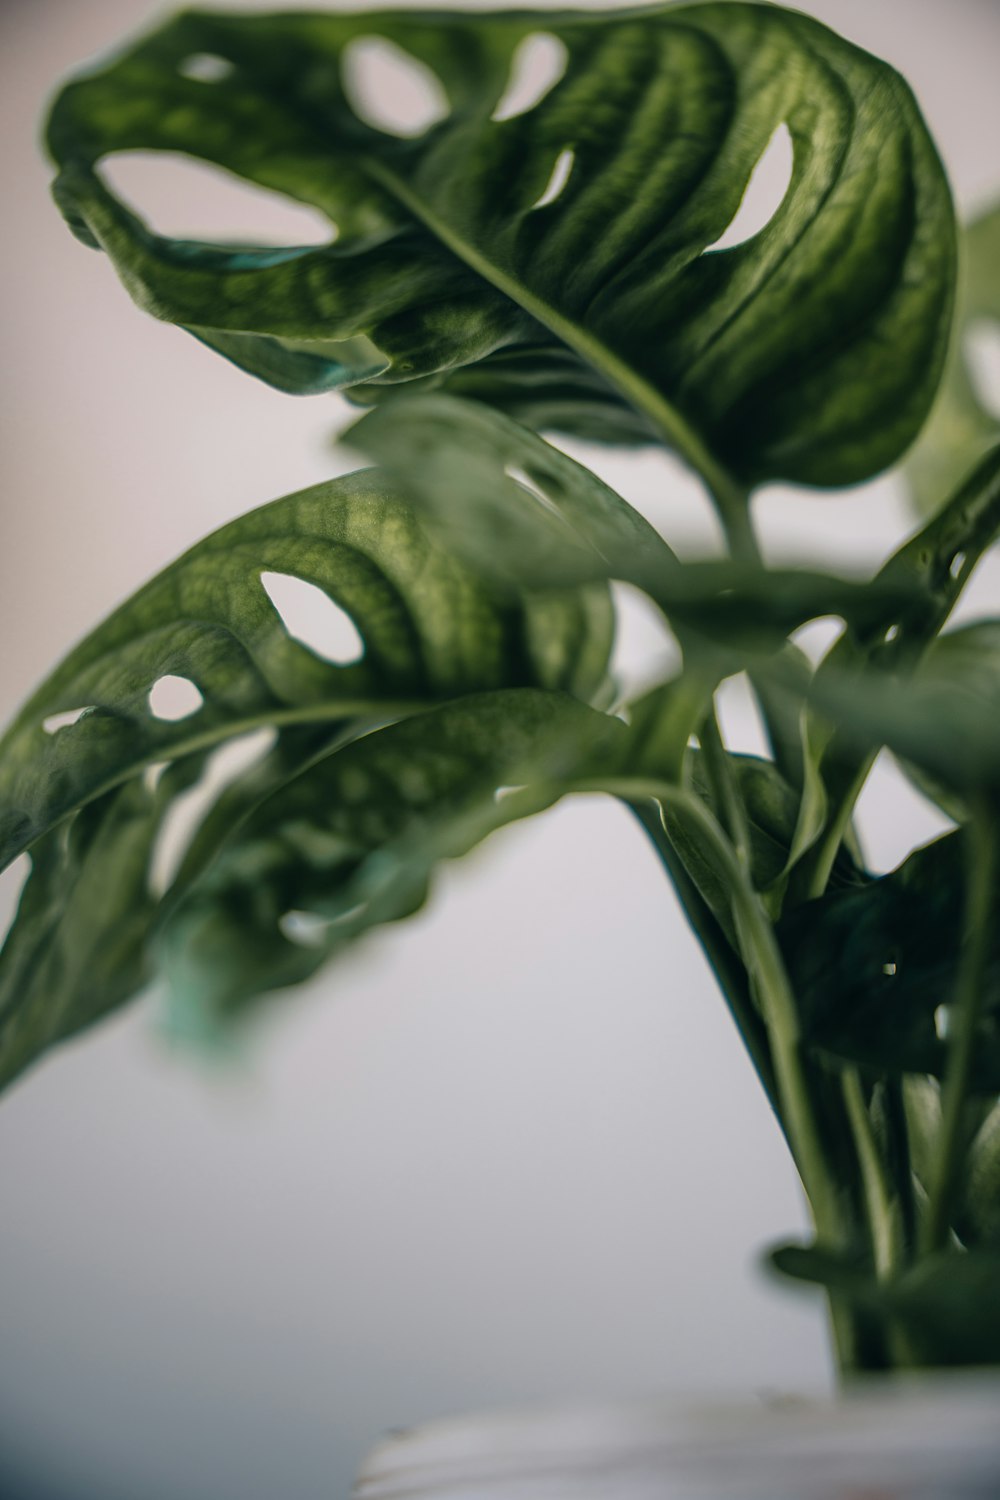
[3, 2, 1000, 1376]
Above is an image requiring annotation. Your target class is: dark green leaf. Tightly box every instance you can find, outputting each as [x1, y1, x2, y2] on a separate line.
[0, 468, 612, 873]
[772, 1240, 1000, 1367]
[47, 3, 955, 488]
[905, 204, 1000, 517]
[779, 830, 1000, 1087]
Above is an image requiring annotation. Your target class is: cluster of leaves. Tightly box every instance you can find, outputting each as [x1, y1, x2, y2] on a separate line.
[4, 3, 1000, 1373]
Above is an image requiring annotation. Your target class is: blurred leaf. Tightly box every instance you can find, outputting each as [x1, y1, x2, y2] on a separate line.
[772, 1240, 1000, 1367]
[0, 469, 612, 873]
[779, 830, 1000, 1087]
[354, 395, 922, 651]
[663, 752, 863, 948]
[47, 3, 954, 488]
[783, 445, 1000, 878]
[905, 204, 1000, 517]
[156, 687, 626, 1034]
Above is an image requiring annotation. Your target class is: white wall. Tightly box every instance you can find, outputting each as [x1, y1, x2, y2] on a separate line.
[0, 3, 997, 1497]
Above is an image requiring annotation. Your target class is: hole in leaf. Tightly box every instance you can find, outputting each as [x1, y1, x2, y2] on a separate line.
[884, 623, 900, 644]
[789, 616, 844, 666]
[492, 33, 568, 122]
[341, 36, 449, 137]
[530, 147, 575, 210]
[143, 761, 169, 794]
[42, 707, 92, 734]
[966, 319, 1000, 418]
[101, 152, 334, 245]
[178, 53, 234, 83]
[148, 728, 277, 897]
[504, 463, 562, 518]
[494, 784, 528, 804]
[707, 122, 793, 252]
[882, 960, 898, 977]
[950, 551, 967, 579]
[260, 572, 365, 665]
[279, 909, 330, 948]
[0, 852, 32, 949]
[148, 675, 204, 722]
[934, 1003, 951, 1040]
[608, 581, 681, 701]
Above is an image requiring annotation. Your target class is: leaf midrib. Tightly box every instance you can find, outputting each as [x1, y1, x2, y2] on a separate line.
[362, 154, 749, 515]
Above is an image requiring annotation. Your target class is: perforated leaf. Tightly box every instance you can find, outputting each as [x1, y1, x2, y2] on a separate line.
[47, 2, 955, 488]
[0, 469, 612, 873]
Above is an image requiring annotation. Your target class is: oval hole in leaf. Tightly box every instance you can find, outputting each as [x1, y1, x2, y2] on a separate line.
[341, 36, 449, 137]
[790, 615, 844, 666]
[178, 53, 234, 84]
[42, 707, 92, 734]
[148, 675, 204, 722]
[707, 123, 793, 252]
[492, 33, 568, 122]
[149, 727, 277, 897]
[101, 152, 334, 245]
[966, 319, 1000, 419]
[934, 1003, 952, 1039]
[530, 147, 575, 211]
[0, 851, 32, 949]
[278, 909, 330, 948]
[260, 572, 365, 665]
[608, 581, 680, 701]
[494, 784, 527, 804]
[950, 551, 967, 580]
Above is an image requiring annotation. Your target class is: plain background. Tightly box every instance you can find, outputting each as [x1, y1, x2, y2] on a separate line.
[1, 2, 998, 1497]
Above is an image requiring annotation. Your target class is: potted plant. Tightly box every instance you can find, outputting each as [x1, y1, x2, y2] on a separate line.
[2, 1, 999, 1492]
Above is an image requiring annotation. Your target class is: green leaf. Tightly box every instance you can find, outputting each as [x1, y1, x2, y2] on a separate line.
[772, 1240, 1000, 1367]
[47, 3, 955, 488]
[779, 830, 1000, 1088]
[663, 752, 864, 948]
[905, 203, 1000, 517]
[0, 468, 612, 873]
[782, 445, 1000, 880]
[809, 619, 1000, 805]
[353, 394, 923, 653]
[156, 687, 626, 1034]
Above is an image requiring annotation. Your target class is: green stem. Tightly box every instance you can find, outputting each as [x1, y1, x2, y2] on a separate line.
[842, 1068, 897, 1279]
[628, 800, 778, 1114]
[921, 813, 998, 1255]
[581, 776, 844, 1242]
[698, 708, 752, 874]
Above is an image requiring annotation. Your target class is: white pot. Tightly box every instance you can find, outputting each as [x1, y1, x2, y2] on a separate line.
[355, 1376, 1000, 1499]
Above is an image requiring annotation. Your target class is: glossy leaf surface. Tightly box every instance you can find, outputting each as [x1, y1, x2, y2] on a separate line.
[47, 3, 955, 488]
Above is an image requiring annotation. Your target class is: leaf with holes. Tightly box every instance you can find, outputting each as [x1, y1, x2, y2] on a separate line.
[0, 469, 612, 874]
[47, 3, 954, 490]
[905, 203, 1000, 517]
[778, 830, 1000, 1087]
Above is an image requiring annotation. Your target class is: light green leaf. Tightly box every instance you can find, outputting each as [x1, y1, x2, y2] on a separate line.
[0, 469, 612, 873]
[905, 203, 1000, 517]
[47, 3, 955, 489]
